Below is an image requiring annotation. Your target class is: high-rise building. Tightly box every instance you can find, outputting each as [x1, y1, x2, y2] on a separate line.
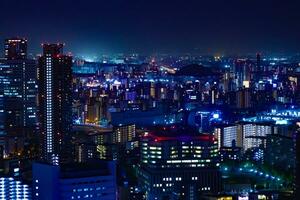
[242, 123, 271, 151]
[32, 160, 117, 200]
[0, 38, 37, 158]
[4, 38, 27, 60]
[38, 44, 72, 165]
[0, 59, 37, 130]
[138, 126, 221, 200]
[236, 88, 252, 109]
[113, 124, 135, 144]
[234, 59, 253, 89]
[85, 97, 101, 124]
[214, 124, 239, 149]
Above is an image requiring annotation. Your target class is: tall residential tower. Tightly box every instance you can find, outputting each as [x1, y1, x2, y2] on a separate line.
[38, 44, 72, 165]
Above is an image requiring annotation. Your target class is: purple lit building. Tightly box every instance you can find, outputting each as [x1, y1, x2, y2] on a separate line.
[138, 126, 221, 200]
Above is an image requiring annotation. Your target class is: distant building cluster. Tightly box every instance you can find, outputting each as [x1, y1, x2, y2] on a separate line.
[1, 38, 300, 199]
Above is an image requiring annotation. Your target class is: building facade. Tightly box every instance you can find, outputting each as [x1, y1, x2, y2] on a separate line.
[0, 38, 37, 158]
[0, 177, 31, 199]
[138, 128, 221, 200]
[38, 44, 72, 164]
[32, 161, 117, 200]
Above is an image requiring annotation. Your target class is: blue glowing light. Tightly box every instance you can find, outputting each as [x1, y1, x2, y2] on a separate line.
[275, 119, 288, 125]
[212, 113, 219, 119]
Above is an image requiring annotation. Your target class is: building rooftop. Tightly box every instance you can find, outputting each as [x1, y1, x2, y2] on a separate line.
[60, 160, 113, 178]
[34, 160, 115, 179]
[143, 125, 216, 142]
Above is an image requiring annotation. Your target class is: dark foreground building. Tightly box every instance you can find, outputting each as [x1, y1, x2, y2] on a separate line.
[32, 160, 117, 200]
[138, 126, 221, 200]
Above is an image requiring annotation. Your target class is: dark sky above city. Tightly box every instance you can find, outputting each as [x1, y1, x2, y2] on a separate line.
[1, 0, 300, 56]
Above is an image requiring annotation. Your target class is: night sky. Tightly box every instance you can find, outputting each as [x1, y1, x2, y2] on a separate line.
[1, 0, 300, 55]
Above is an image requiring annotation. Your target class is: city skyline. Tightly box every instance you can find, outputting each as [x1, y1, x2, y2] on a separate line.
[2, 1, 300, 199]
[1, 36, 300, 200]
